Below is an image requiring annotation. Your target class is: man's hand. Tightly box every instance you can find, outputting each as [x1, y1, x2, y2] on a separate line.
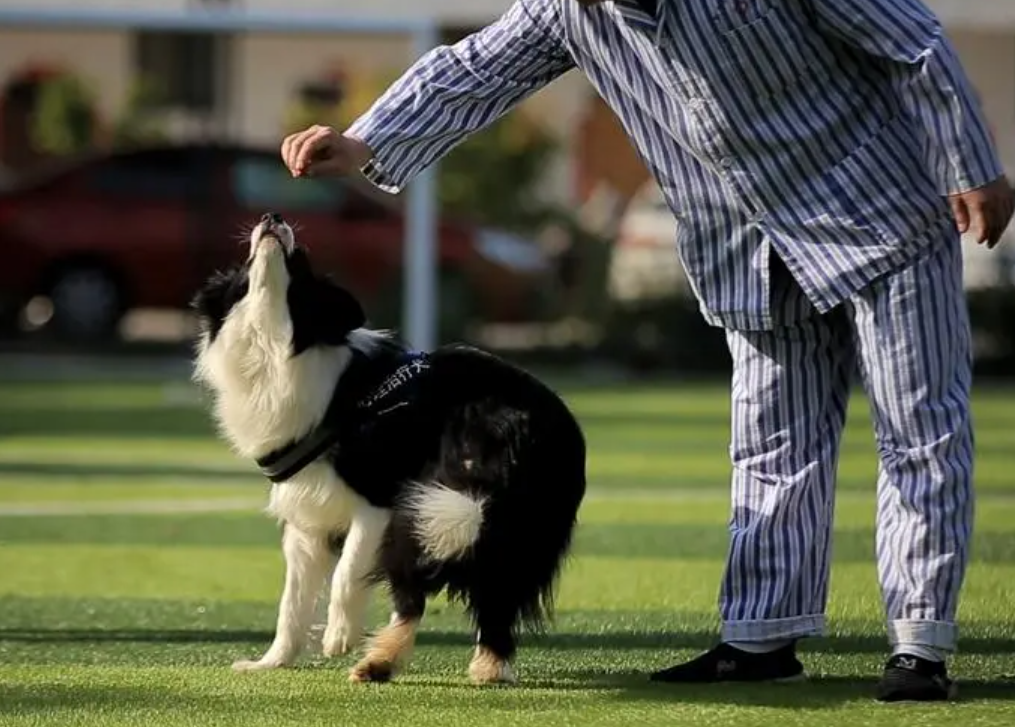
[948, 176, 1015, 249]
[280, 125, 373, 178]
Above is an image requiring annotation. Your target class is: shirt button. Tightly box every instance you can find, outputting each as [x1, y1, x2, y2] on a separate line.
[720, 157, 734, 169]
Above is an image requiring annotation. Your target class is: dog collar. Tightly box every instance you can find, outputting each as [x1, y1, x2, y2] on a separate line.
[255, 350, 430, 483]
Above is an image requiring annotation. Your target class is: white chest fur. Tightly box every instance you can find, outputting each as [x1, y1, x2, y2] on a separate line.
[266, 462, 363, 535]
[194, 308, 388, 536]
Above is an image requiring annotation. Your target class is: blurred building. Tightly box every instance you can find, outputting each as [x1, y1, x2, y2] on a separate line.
[0, 0, 1012, 209]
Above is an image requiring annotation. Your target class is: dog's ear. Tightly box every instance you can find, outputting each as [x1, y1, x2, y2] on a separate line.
[287, 275, 366, 354]
[314, 280, 366, 344]
[191, 270, 228, 317]
[192, 267, 247, 339]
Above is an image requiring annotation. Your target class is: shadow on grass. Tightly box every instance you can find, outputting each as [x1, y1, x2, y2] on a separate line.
[390, 661, 1015, 706]
[341, 671, 1015, 707]
[2, 634, 1014, 711]
[581, 672, 1015, 707]
[5, 627, 1015, 658]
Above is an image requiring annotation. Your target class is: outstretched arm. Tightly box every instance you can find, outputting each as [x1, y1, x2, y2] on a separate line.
[345, 0, 575, 194]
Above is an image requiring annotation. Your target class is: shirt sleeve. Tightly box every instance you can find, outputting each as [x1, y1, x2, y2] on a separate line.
[809, 0, 1004, 195]
[345, 0, 576, 194]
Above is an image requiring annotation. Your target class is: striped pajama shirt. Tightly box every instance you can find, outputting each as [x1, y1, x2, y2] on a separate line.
[345, 0, 1004, 652]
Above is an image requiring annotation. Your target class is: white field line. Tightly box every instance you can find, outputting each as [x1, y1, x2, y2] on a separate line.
[2, 488, 1012, 517]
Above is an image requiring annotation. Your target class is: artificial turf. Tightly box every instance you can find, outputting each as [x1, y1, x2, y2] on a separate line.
[1, 374, 1013, 726]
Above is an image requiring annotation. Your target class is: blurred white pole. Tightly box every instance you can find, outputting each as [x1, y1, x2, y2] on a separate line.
[404, 21, 441, 352]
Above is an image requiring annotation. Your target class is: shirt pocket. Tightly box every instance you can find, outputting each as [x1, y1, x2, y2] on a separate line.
[712, 2, 814, 99]
[824, 112, 950, 246]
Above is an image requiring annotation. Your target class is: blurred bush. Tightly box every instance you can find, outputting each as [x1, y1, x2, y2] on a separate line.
[30, 72, 98, 156]
[27, 68, 169, 156]
[598, 293, 730, 373]
[439, 114, 560, 232]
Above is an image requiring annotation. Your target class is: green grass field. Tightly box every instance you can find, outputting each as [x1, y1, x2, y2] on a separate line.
[1, 370, 1014, 726]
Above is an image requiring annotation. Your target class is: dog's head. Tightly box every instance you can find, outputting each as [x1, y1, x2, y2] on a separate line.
[191, 214, 372, 455]
[192, 213, 366, 357]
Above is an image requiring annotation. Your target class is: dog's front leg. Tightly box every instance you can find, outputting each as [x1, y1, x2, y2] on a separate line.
[233, 523, 333, 672]
[322, 503, 390, 658]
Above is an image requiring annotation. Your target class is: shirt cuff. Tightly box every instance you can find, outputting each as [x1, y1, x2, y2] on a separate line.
[942, 147, 1005, 196]
[359, 157, 404, 195]
[346, 115, 407, 196]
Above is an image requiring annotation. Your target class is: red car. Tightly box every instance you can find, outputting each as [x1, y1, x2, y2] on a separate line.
[0, 143, 551, 342]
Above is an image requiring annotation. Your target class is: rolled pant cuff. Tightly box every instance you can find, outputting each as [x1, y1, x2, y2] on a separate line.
[722, 614, 825, 642]
[887, 620, 958, 652]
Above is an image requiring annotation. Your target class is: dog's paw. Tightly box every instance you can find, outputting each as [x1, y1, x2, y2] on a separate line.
[231, 657, 289, 673]
[349, 659, 395, 683]
[322, 618, 364, 658]
[468, 648, 517, 686]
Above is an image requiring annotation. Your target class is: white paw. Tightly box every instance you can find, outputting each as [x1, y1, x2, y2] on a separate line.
[231, 657, 289, 672]
[468, 653, 517, 685]
[322, 617, 364, 657]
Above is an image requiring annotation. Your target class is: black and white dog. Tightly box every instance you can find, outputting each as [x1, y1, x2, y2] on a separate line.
[191, 213, 587, 685]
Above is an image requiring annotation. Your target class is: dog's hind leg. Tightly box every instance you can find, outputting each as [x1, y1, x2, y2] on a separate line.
[349, 586, 425, 683]
[233, 523, 333, 672]
[322, 503, 390, 658]
[469, 602, 519, 686]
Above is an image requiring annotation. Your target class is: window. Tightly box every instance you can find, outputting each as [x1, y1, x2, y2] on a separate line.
[231, 155, 346, 213]
[134, 31, 221, 112]
[87, 149, 201, 200]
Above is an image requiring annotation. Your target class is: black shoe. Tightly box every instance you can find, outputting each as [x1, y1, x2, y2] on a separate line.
[649, 642, 805, 683]
[875, 654, 957, 702]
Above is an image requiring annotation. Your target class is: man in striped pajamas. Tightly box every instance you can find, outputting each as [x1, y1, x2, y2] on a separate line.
[280, 0, 1014, 701]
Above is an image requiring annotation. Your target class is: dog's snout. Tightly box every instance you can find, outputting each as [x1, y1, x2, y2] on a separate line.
[251, 211, 291, 255]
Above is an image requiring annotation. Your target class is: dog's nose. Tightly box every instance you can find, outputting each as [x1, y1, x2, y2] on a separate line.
[260, 212, 284, 226]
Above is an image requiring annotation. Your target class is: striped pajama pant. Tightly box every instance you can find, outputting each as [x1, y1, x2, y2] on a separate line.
[719, 233, 974, 653]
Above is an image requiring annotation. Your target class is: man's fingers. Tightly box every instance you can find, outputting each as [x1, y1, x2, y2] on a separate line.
[948, 178, 1015, 250]
[281, 125, 363, 178]
[950, 196, 970, 234]
[284, 129, 317, 175]
[986, 209, 1002, 249]
[281, 127, 316, 175]
[281, 133, 301, 174]
[280, 135, 290, 169]
[1002, 185, 1015, 242]
[293, 127, 335, 175]
[986, 197, 1013, 249]
[967, 200, 988, 245]
[285, 128, 315, 175]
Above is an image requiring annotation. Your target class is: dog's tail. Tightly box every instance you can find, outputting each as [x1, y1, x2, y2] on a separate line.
[401, 482, 486, 561]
